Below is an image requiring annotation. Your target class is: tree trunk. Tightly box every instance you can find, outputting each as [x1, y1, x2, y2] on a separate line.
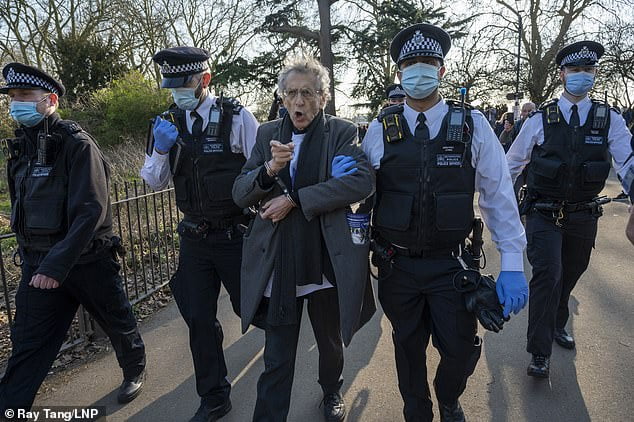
[318, 0, 336, 115]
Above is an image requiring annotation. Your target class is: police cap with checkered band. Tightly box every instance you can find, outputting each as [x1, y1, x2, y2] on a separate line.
[0, 62, 65, 96]
[152, 46, 210, 88]
[385, 83, 406, 99]
[555, 41, 604, 68]
[390, 23, 451, 67]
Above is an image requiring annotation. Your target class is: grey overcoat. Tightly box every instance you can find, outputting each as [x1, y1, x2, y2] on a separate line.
[232, 115, 376, 346]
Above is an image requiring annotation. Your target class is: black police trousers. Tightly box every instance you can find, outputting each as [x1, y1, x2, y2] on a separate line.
[169, 228, 242, 404]
[526, 210, 597, 357]
[0, 255, 146, 412]
[253, 287, 344, 422]
[378, 255, 481, 422]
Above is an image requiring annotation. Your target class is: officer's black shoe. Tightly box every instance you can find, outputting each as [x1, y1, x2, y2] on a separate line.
[117, 369, 145, 404]
[439, 400, 466, 422]
[189, 399, 232, 422]
[554, 328, 575, 349]
[527, 354, 550, 378]
[322, 392, 346, 422]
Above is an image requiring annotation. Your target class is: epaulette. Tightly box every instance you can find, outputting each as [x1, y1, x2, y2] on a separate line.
[164, 104, 185, 118]
[378, 104, 404, 122]
[590, 99, 621, 115]
[55, 119, 83, 135]
[445, 99, 474, 110]
[538, 98, 558, 110]
[222, 97, 243, 114]
[539, 99, 561, 124]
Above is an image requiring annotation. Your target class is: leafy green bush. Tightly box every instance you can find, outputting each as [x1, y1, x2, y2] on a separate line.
[0, 97, 15, 140]
[61, 71, 172, 147]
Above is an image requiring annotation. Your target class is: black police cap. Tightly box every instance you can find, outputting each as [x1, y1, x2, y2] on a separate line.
[385, 84, 406, 99]
[152, 46, 210, 88]
[555, 41, 604, 68]
[0, 62, 65, 97]
[390, 23, 451, 67]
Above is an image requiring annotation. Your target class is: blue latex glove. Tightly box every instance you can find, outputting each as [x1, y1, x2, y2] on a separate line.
[331, 155, 357, 178]
[153, 117, 179, 153]
[496, 271, 528, 318]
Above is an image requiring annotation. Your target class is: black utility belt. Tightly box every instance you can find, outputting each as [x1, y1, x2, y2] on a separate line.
[379, 239, 462, 258]
[533, 200, 597, 213]
[181, 215, 248, 231]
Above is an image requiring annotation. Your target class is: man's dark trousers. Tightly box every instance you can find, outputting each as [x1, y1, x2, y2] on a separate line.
[169, 228, 242, 404]
[253, 287, 344, 422]
[526, 210, 597, 356]
[378, 255, 482, 422]
[0, 255, 145, 411]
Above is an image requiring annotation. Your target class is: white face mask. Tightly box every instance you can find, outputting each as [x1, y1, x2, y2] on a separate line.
[9, 96, 48, 127]
[400, 62, 440, 100]
[170, 79, 203, 110]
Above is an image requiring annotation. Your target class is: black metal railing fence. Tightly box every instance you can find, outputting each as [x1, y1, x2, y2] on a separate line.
[0, 180, 180, 366]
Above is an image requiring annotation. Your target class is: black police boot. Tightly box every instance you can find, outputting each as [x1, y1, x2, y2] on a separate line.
[189, 399, 232, 422]
[438, 400, 466, 422]
[322, 392, 346, 422]
[554, 328, 575, 349]
[117, 369, 145, 404]
[527, 354, 550, 378]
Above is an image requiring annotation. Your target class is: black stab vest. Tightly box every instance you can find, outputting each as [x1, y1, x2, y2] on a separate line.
[168, 98, 246, 225]
[526, 99, 610, 203]
[8, 119, 112, 252]
[373, 105, 476, 254]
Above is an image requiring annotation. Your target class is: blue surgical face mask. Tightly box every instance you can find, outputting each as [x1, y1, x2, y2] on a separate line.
[564, 72, 595, 96]
[400, 62, 440, 100]
[9, 98, 47, 127]
[170, 80, 203, 110]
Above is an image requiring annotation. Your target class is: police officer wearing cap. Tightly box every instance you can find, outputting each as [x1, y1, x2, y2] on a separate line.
[140, 47, 258, 422]
[361, 24, 528, 421]
[507, 40, 634, 378]
[385, 83, 407, 106]
[362, 84, 408, 151]
[0, 63, 146, 412]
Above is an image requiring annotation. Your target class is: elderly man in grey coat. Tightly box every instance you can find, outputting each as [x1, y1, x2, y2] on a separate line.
[232, 56, 376, 422]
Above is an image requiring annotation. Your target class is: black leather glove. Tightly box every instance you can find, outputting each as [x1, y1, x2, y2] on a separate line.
[463, 274, 509, 333]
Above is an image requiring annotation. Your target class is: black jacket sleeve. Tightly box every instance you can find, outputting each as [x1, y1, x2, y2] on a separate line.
[36, 136, 110, 283]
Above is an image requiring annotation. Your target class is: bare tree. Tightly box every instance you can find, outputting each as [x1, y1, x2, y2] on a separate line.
[465, 0, 601, 104]
[257, 0, 339, 114]
[595, 10, 634, 110]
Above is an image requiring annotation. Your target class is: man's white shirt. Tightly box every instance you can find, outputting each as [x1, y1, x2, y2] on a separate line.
[140, 94, 259, 190]
[362, 99, 526, 272]
[506, 93, 634, 191]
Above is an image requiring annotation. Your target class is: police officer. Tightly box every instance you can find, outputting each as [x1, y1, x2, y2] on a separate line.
[362, 84, 408, 147]
[507, 41, 634, 378]
[0, 63, 146, 412]
[139, 47, 258, 422]
[362, 24, 528, 421]
[385, 83, 407, 106]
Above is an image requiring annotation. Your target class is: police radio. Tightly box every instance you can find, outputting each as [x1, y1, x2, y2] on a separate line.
[592, 91, 609, 130]
[206, 93, 223, 138]
[35, 121, 56, 166]
[446, 87, 468, 143]
[593, 104, 608, 129]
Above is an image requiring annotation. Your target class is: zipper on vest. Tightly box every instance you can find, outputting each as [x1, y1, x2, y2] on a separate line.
[419, 139, 430, 250]
[192, 135, 205, 215]
[18, 159, 32, 241]
[566, 122, 580, 201]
